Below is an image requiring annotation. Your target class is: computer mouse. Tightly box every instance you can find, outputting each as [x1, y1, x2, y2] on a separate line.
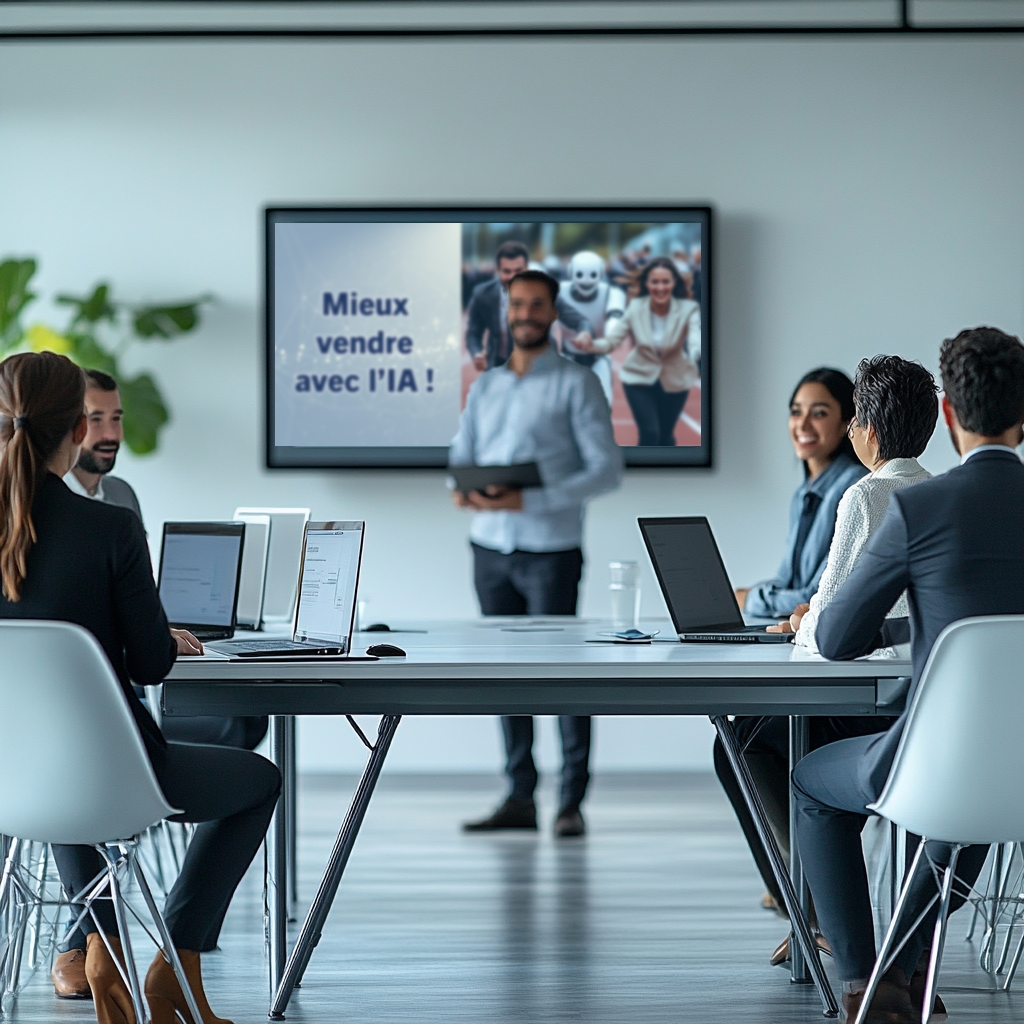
[366, 643, 406, 657]
[365, 623, 391, 632]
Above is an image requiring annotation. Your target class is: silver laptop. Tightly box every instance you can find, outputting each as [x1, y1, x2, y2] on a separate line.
[639, 517, 793, 644]
[158, 521, 246, 642]
[210, 521, 365, 657]
[233, 513, 271, 629]
[233, 507, 310, 625]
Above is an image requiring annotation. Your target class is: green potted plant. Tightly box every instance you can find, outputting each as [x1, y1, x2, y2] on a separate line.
[0, 257, 210, 454]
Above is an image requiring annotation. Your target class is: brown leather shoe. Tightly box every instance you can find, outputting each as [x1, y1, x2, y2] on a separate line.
[770, 933, 832, 967]
[145, 948, 232, 1024]
[841, 978, 915, 1023]
[53, 948, 91, 999]
[85, 932, 137, 1024]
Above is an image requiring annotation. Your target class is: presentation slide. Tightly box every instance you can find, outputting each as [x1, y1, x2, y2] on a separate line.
[268, 209, 710, 467]
[274, 221, 463, 448]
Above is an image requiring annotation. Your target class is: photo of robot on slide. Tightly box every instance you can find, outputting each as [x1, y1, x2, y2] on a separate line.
[460, 222, 702, 448]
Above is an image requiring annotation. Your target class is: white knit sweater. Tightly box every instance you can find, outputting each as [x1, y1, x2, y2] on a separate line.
[795, 458, 931, 653]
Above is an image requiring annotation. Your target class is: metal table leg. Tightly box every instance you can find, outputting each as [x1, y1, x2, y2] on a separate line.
[269, 714, 401, 1020]
[284, 716, 298, 916]
[713, 715, 839, 1018]
[268, 716, 289, 1000]
[789, 716, 811, 984]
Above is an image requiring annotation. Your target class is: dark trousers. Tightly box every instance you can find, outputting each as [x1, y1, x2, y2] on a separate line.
[713, 715, 895, 909]
[793, 732, 988, 981]
[161, 714, 268, 750]
[623, 381, 689, 447]
[53, 740, 280, 953]
[472, 543, 590, 811]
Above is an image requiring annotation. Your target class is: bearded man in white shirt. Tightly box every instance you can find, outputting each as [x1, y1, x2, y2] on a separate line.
[451, 270, 623, 838]
[63, 369, 144, 520]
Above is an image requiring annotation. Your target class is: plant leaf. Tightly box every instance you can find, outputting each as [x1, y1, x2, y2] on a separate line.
[69, 333, 119, 376]
[132, 296, 209, 339]
[0, 258, 37, 343]
[26, 323, 73, 354]
[119, 373, 169, 455]
[55, 283, 116, 326]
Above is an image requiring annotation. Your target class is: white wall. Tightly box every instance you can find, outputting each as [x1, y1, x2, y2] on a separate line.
[2, 36, 1023, 771]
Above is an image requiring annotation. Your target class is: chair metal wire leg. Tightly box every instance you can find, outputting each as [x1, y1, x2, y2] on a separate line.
[131, 851, 205, 1024]
[853, 838, 928, 1024]
[921, 846, 963, 1024]
[980, 842, 1011, 972]
[100, 847, 148, 1024]
[1004, 919, 1024, 990]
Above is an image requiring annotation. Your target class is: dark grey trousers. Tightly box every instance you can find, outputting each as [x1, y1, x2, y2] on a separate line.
[54, 741, 280, 952]
[793, 732, 988, 981]
[472, 543, 590, 811]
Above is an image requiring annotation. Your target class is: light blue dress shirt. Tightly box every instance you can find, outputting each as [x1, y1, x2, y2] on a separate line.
[449, 345, 624, 554]
[745, 451, 868, 618]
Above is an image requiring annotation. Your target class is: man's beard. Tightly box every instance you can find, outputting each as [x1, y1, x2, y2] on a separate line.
[510, 322, 551, 351]
[77, 445, 118, 476]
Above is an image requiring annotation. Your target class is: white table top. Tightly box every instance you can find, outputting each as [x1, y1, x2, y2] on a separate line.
[166, 618, 911, 683]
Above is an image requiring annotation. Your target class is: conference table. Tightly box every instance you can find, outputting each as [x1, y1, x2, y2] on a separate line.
[162, 618, 911, 1020]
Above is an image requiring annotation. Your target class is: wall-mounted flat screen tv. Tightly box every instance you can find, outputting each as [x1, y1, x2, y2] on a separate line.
[266, 206, 711, 468]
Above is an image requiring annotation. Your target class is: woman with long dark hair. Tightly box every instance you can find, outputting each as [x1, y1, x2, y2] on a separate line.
[582, 256, 700, 446]
[0, 351, 279, 1024]
[735, 367, 867, 618]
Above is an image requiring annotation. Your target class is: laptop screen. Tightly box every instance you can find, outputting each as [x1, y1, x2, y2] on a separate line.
[293, 522, 364, 650]
[159, 522, 245, 629]
[639, 517, 745, 632]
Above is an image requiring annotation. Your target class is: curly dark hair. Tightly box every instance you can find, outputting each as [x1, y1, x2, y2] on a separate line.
[853, 355, 938, 460]
[939, 327, 1024, 436]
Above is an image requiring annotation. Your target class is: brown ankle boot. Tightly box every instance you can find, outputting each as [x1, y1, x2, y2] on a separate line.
[85, 933, 137, 1024]
[145, 948, 233, 1024]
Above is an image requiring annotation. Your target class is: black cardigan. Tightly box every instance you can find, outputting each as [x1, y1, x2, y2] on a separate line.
[0, 473, 176, 767]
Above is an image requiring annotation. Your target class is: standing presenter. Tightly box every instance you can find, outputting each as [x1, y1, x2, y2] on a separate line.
[450, 270, 623, 838]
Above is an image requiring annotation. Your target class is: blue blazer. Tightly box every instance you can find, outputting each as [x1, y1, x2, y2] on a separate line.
[745, 452, 867, 618]
[816, 448, 1024, 797]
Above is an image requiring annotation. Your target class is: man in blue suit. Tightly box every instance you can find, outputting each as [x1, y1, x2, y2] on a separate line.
[794, 326, 1024, 1023]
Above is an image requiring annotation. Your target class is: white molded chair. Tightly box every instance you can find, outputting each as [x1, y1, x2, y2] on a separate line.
[0, 620, 203, 1022]
[854, 615, 1024, 1024]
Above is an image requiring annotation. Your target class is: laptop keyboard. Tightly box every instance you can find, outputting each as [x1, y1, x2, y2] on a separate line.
[211, 639, 310, 653]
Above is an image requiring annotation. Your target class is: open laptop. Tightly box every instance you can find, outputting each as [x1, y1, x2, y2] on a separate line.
[158, 522, 246, 641]
[639, 517, 793, 643]
[210, 521, 366, 657]
[233, 507, 310, 625]
[233, 513, 271, 629]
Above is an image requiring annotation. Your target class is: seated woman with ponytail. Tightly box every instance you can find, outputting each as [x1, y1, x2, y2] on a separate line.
[0, 351, 280, 1024]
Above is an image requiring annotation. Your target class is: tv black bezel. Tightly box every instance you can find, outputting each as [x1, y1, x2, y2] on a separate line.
[265, 204, 713, 469]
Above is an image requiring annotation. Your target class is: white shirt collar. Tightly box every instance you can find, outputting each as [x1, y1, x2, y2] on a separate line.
[960, 444, 1020, 465]
[63, 470, 105, 501]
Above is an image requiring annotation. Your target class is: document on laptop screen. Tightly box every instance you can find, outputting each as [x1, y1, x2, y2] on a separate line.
[160, 533, 242, 627]
[294, 527, 362, 647]
[644, 520, 740, 631]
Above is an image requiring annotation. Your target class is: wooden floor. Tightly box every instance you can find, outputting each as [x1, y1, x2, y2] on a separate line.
[8, 772, 1023, 1023]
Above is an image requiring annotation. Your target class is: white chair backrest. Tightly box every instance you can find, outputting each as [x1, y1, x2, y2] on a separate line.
[869, 615, 1024, 844]
[0, 620, 178, 845]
